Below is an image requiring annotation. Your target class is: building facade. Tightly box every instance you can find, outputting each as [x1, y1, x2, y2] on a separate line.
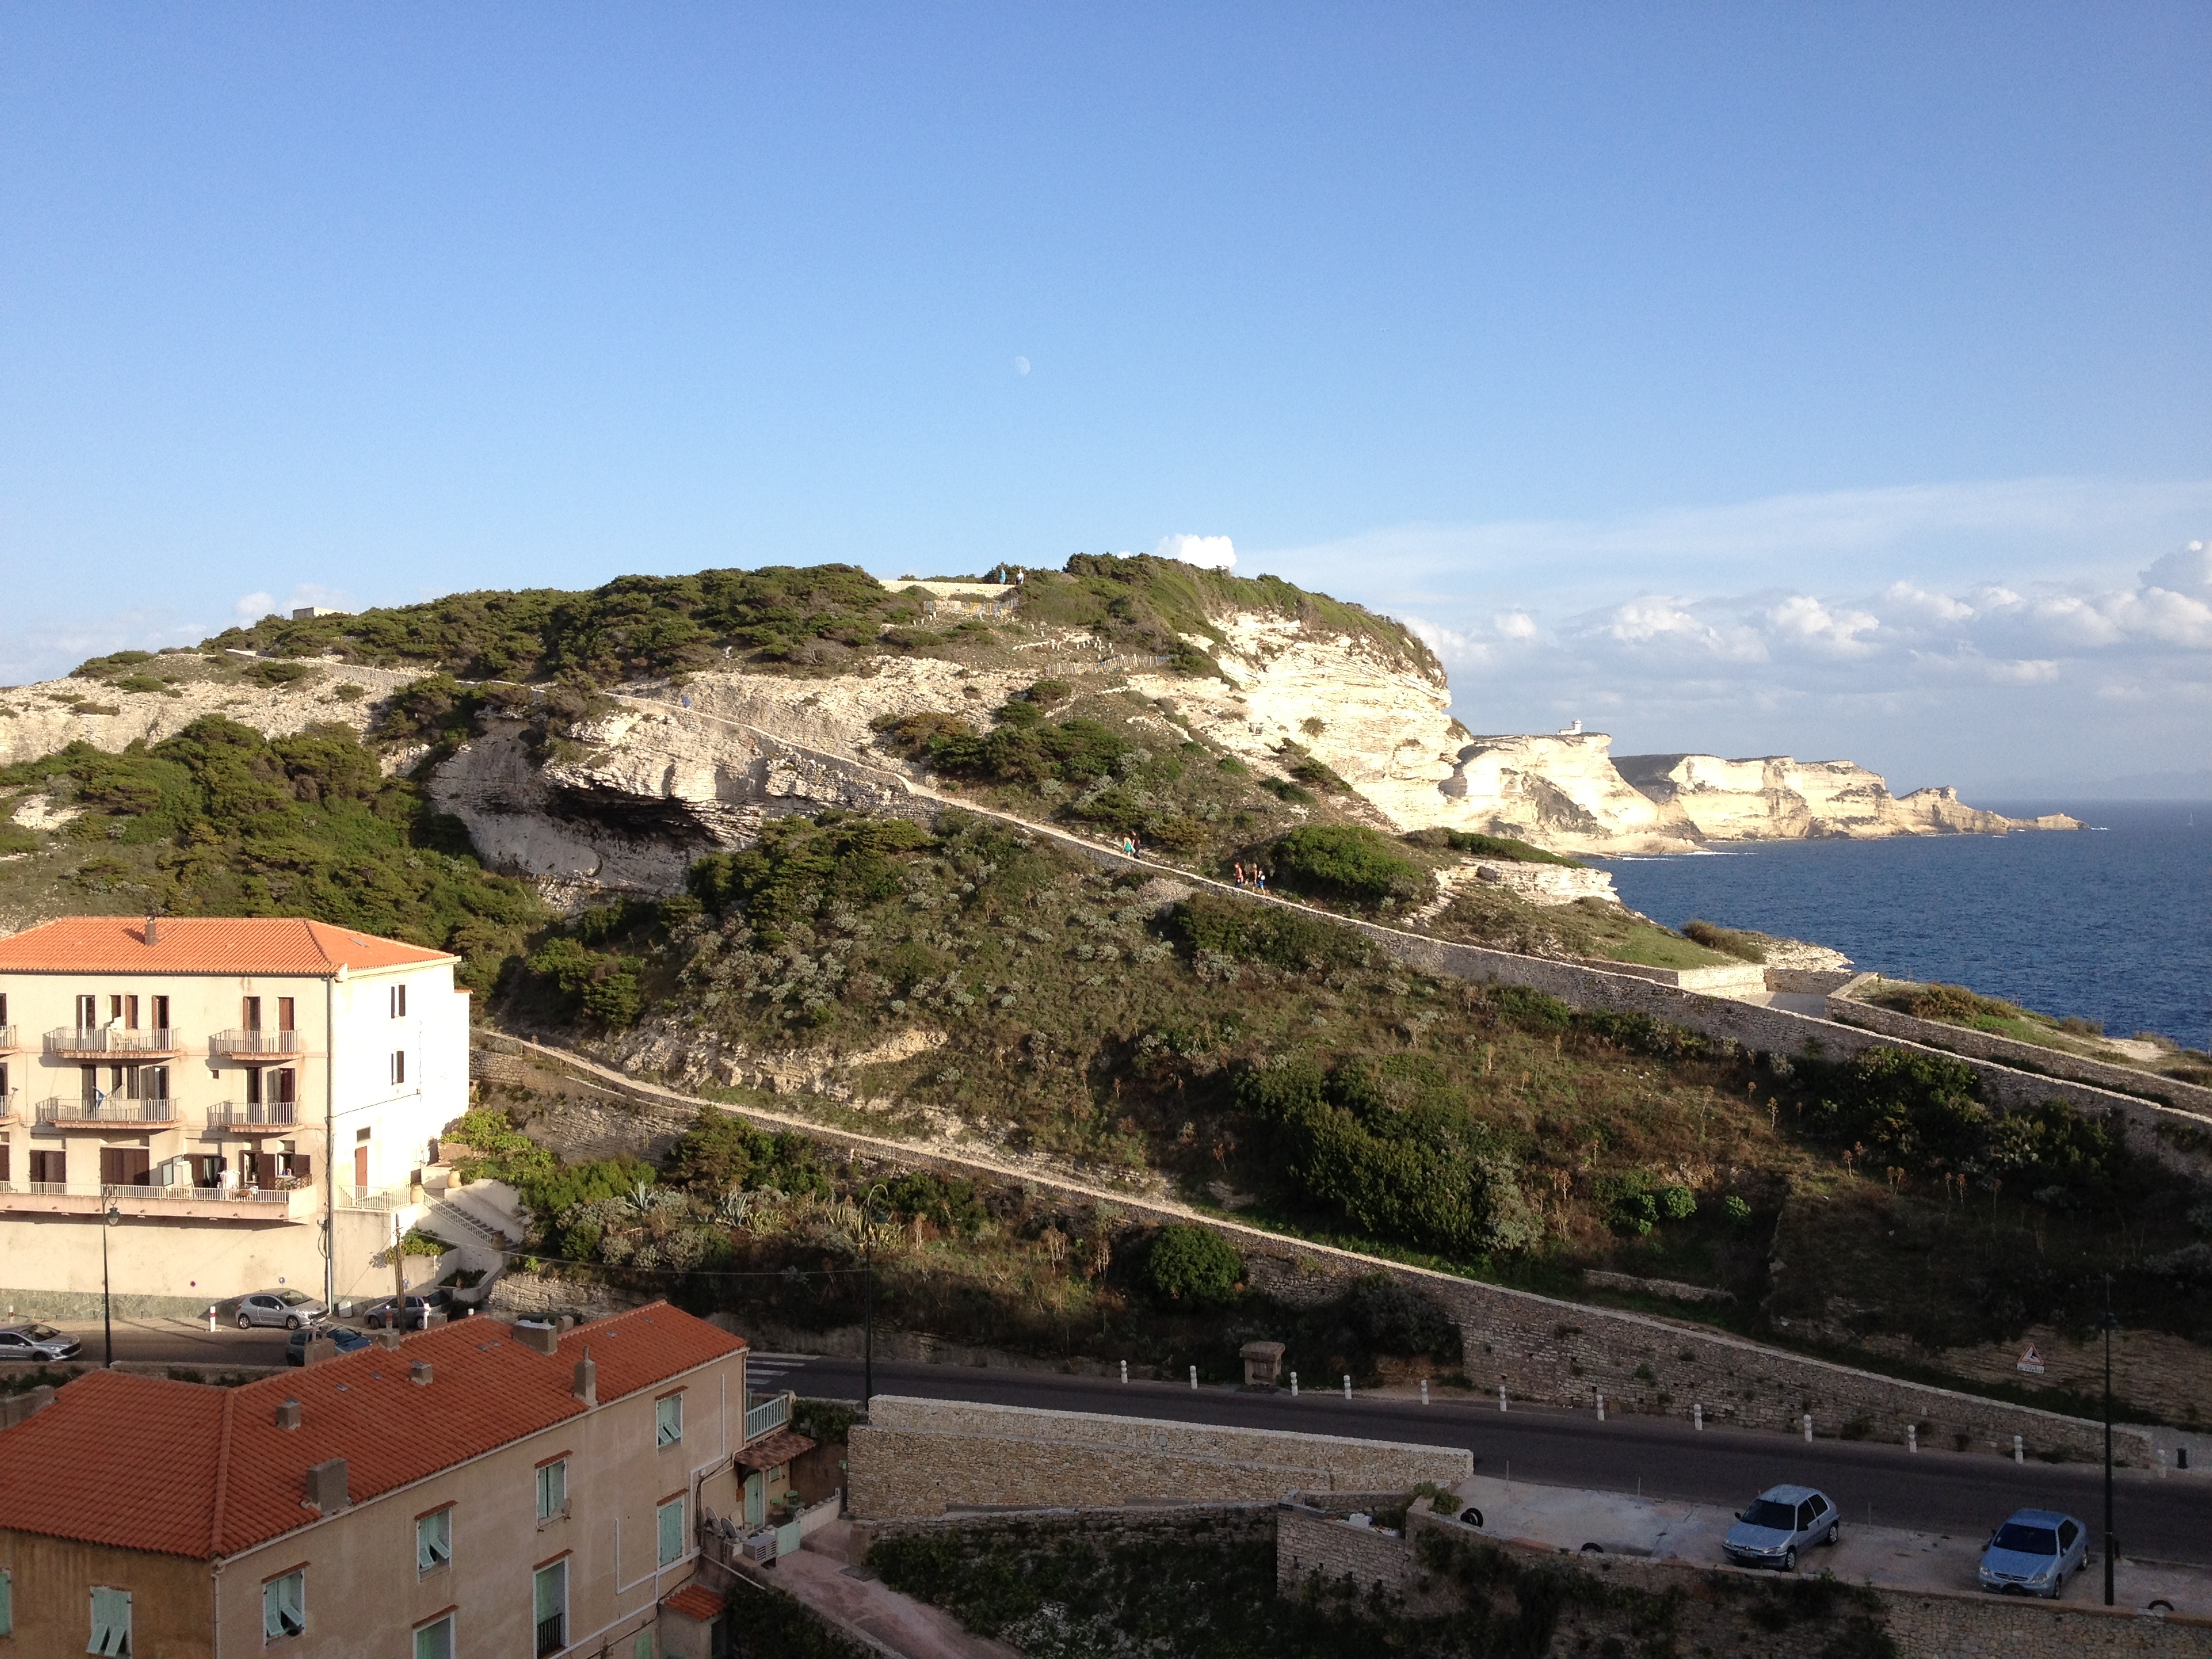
[0, 1303, 805, 1658]
[0, 916, 470, 1315]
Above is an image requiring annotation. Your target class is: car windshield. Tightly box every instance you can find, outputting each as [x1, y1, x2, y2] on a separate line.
[279, 1291, 314, 1306]
[25, 1325, 60, 1340]
[1742, 1500, 1799, 1530]
[1993, 1524, 2060, 1555]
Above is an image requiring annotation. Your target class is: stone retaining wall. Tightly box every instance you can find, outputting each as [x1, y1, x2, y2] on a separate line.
[846, 1395, 1470, 1520]
[1827, 997, 2212, 1117]
[850, 1499, 1274, 1568]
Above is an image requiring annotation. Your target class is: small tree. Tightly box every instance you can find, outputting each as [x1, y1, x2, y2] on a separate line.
[1145, 1225, 1243, 1305]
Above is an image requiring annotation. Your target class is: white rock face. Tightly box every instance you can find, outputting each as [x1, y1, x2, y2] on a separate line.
[0, 661, 415, 766]
[1612, 754, 2081, 841]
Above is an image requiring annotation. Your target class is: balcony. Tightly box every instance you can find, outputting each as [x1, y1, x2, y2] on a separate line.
[34, 1097, 178, 1128]
[43, 1027, 184, 1059]
[203, 1101, 301, 1132]
[209, 1029, 302, 1061]
[743, 1391, 792, 1441]
[0, 1025, 20, 1053]
[0, 1179, 302, 1220]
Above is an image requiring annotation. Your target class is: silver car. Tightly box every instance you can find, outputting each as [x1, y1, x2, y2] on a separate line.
[1978, 1508, 2089, 1597]
[1723, 1484, 1842, 1572]
[0, 1324, 83, 1361]
[233, 1289, 327, 1330]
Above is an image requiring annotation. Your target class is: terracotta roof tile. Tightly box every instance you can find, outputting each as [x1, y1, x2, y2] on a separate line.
[662, 1584, 726, 1619]
[0, 1303, 745, 1559]
[733, 1427, 816, 1473]
[0, 916, 453, 976]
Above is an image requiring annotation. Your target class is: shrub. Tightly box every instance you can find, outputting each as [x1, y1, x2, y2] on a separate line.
[1597, 1172, 1660, 1236]
[1723, 1195, 1753, 1229]
[1658, 1185, 1696, 1221]
[1403, 827, 1584, 868]
[1266, 825, 1429, 906]
[661, 1111, 829, 1197]
[884, 1170, 987, 1235]
[1170, 893, 1371, 974]
[1682, 920, 1765, 963]
[1144, 1224, 1243, 1305]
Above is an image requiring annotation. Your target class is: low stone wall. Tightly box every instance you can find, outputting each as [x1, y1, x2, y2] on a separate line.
[1278, 1507, 2212, 1659]
[851, 1499, 1274, 1568]
[1827, 997, 2212, 1117]
[1767, 968, 1861, 995]
[484, 1267, 647, 1321]
[846, 1395, 1471, 1520]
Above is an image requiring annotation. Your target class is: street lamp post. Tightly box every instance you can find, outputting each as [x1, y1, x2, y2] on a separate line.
[860, 1183, 888, 1410]
[2102, 1277, 2120, 1607]
[101, 1202, 122, 1368]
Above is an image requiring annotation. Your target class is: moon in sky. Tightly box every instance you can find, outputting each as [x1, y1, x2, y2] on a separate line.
[1012, 356, 1031, 375]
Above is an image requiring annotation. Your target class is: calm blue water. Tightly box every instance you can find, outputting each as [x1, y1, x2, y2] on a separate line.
[1595, 802, 2212, 1050]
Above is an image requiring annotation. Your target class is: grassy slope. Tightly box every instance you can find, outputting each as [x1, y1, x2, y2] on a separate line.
[498, 810, 2210, 1397]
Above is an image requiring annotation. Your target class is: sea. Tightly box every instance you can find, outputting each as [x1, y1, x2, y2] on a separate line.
[1594, 802, 2212, 1051]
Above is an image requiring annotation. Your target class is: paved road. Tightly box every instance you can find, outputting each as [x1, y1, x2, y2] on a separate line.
[769, 1355, 2212, 1567]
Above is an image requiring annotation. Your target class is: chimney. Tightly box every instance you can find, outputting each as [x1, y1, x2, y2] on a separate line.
[304, 1458, 349, 1513]
[515, 1322, 560, 1357]
[274, 1399, 302, 1431]
[410, 1361, 433, 1387]
[143, 914, 160, 947]
[572, 1349, 596, 1408]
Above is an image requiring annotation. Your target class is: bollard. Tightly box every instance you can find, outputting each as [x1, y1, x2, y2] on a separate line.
[1420, 1378, 1429, 1406]
[207, 1305, 217, 1334]
[1694, 1403, 1703, 1432]
[1189, 1365, 1198, 1391]
[1343, 1374, 1351, 1401]
[1802, 1414, 1813, 1443]
[1596, 1393, 1605, 1422]
[1120, 1359, 1128, 1385]
[1908, 1425, 1918, 1454]
[2013, 1435, 2024, 1465]
[1290, 1371, 1298, 1397]
[2158, 1450, 2168, 1479]
[1498, 1383, 1508, 1413]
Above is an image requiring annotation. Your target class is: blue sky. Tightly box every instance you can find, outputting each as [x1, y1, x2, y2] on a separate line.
[4, 5, 2207, 795]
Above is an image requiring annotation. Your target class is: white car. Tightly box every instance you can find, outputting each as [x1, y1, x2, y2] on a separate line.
[232, 1290, 327, 1330]
[0, 1324, 83, 1361]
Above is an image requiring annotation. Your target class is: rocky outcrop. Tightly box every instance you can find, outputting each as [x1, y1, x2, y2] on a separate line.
[0, 661, 413, 766]
[1612, 753, 2082, 842]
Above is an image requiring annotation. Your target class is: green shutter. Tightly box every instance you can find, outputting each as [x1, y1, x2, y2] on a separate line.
[657, 1498, 684, 1565]
[534, 1560, 565, 1622]
[0, 1569, 11, 1637]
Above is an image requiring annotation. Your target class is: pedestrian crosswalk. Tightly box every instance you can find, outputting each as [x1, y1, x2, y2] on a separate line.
[745, 1355, 811, 1391]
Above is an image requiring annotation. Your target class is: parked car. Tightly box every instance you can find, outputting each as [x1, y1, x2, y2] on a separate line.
[285, 1326, 376, 1366]
[1722, 1485, 1842, 1572]
[0, 1324, 83, 1362]
[233, 1290, 327, 1330]
[362, 1289, 452, 1330]
[1978, 1509, 2089, 1597]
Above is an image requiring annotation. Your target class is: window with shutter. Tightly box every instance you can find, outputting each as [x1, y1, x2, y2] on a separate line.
[536, 1458, 567, 1521]
[0, 1568, 11, 1637]
[533, 1559, 567, 1656]
[262, 1570, 305, 1641]
[89, 1586, 130, 1657]
[655, 1393, 682, 1448]
[417, 1507, 453, 1572]
[413, 1615, 455, 1659]
[632, 1629, 653, 1659]
[657, 1497, 684, 1566]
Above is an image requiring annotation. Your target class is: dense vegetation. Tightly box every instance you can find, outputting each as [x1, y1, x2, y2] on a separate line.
[187, 554, 1437, 690]
[867, 1516, 1899, 1659]
[0, 718, 545, 987]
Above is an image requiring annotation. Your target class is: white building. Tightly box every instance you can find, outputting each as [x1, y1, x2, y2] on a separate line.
[0, 916, 470, 1316]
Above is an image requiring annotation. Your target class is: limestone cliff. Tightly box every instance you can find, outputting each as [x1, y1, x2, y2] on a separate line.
[1613, 753, 2081, 842]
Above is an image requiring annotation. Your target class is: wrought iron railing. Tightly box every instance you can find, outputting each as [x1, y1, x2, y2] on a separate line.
[534, 1613, 565, 1657]
[209, 1029, 302, 1057]
[743, 1391, 792, 1441]
[43, 1027, 182, 1056]
[0, 1180, 287, 1205]
[35, 1097, 176, 1126]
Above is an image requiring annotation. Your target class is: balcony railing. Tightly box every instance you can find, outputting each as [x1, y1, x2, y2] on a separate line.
[209, 1029, 302, 1059]
[743, 1391, 792, 1441]
[43, 1027, 182, 1058]
[204, 1101, 300, 1129]
[0, 1025, 20, 1050]
[35, 1097, 178, 1126]
[0, 1181, 289, 1206]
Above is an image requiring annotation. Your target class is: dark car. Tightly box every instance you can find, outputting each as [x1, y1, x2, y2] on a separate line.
[285, 1326, 376, 1366]
[0, 1324, 83, 1362]
[1722, 1484, 1842, 1572]
[363, 1289, 453, 1330]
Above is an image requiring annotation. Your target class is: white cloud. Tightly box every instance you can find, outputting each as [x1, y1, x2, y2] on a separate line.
[234, 591, 276, 621]
[1150, 533, 1235, 570]
[0, 605, 210, 689]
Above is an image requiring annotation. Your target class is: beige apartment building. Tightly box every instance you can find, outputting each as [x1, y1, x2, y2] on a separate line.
[0, 916, 472, 1315]
[0, 1301, 813, 1658]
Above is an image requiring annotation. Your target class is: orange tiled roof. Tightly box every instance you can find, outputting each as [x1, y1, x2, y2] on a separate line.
[663, 1584, 726, 1619]
[0, 1303, 745, 1560]
[0, 916, 453, 976]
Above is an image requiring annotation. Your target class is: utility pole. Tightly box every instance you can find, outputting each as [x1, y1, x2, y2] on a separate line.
[2102, 1273, 2119, 1607]
[861, 1183, 886, 1408]
[393, 1212, 407, 1334]
[101, 1202, 121, 1367]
